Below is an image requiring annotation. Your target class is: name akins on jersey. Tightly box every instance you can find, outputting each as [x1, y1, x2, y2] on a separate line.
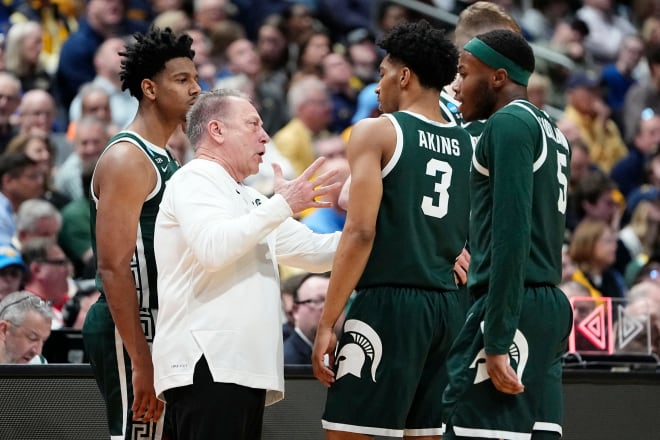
[417, 130, 461, 156]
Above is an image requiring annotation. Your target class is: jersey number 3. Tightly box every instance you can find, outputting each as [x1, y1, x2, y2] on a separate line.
[422, 158, 452, 219]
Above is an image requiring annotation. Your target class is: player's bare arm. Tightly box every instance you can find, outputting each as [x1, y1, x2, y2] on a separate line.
[312, 117, 394, 386]
[94, 142, 163, 423]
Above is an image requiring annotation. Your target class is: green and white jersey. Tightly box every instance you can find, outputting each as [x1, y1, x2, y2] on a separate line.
[440, 90, 485, 141]
[357, 111, 472, 292]
[90, 131, 180, 310]
[468, 99, 570, 353]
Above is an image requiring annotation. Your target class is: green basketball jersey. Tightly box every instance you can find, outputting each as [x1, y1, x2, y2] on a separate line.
[357, 111, 472, 292]
[90, 131, 180, 310]
[468, 99, 570, 353]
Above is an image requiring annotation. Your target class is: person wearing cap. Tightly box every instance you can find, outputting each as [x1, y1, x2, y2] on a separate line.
[443, 29, 572, 439]
[0, 290, 52, 364]
[0, 245, 26, 302]
[562, 70, 627, 173]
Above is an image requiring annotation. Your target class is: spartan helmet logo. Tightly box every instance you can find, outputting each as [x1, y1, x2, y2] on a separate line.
[335, 319, 383, 382]
[470, 321, 529, 385]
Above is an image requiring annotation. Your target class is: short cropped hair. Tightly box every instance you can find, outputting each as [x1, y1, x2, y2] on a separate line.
[120, 27, 195, 101]
[378, 20, 458, 91]
[186, 89, 249, 149]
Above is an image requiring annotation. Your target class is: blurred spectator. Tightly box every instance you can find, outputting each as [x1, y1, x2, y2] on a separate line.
[0, 245, 26, 301]
[62, 282, 101, 330]
[4, 132, 70, 210]
[15, 89, 73, 166]
[152, 9, 192, 35]
[374, 1, 411, 42]
[345, 28, 379, 87]
[7, 0, 81, 73]
[54, 116, 109, 201]
[620, 198, 660, 285]
[283, 272, 330, 364]
[527, 72, 562, 119]
[567, 139, 594, 192]
[68, 37, 138, 131]
[321, 52, 357, 134]
[623, 44, 660, 142]
[15, 199, 61, 247]
[273, 76, 331, 175]
[611, 108, 660, 198]
[600, 34, 645, 131]
[257, 14, 290, 90]
[55, 0, 148, 110]
[0, 72, 21, 151]
[0, 290, 52, 364]
[193, 0, 235, 33]
[317, 0, 370, 39]
[562, 71, 627, 173]
[0, 153, 44, 245]
[576, 0, 636, 67]
[21, 237, 72, 329]
[292, 29, 331, 81]
[619, 280, 660, 355]
[4, 21, 53, 93]
[184, 27, 215, 91]
[520, 0, 570, 42]
[66, 83, 117, 141]
[569, 219, 627, 299]
[280, 271, 307, 341]
[58, 161, 96, 279]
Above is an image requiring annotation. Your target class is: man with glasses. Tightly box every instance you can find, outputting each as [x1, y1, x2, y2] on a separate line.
[284, 272, 331, 365]
[20, 237, 71, 329]
[0, 245, 26, 302]
[0, 72, 21, 150]
[0, 290, 52, 364]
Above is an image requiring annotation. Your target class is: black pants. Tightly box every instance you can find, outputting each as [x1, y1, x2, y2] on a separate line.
[163, 356, 267, 440]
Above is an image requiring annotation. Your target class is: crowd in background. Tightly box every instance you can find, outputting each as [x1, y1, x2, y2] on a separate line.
[0, 0, 660, 363]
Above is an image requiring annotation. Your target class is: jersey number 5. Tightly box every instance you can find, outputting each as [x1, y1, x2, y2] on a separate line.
[557, 151, 568, 214]
[422, 158, 452, 219]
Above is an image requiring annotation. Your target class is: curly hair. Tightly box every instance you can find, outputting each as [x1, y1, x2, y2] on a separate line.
[119, 27, 195, 100]
[378, 19, 458, 91]
[475, 29, 535, 75]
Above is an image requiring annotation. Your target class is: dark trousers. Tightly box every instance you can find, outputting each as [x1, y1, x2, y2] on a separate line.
[164, 356, 267, 440]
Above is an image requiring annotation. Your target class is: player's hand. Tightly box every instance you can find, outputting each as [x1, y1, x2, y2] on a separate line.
[486, 353, 524, 395]
[131, 359, 164, 423]
[453, 248, 470, 285]
[312, 324, 337, 387]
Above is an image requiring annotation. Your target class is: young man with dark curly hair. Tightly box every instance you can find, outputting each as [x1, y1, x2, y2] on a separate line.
[442, 29, 572, 440]
[312, 20, 473, 439]
[82, 27, 200, 440]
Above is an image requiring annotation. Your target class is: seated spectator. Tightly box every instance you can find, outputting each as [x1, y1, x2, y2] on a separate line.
[623, 43, 660, 143]
[321, 52, 358, 134]
[0, 245, 26, 302]
[20, 237, 72, 329]
[562, 72, 627, 173]
[66, 84, 118, 141]
[273, 76, 331, 176]
[54, 116, 109, 201]
[0, 72, 21, 151]
[0, 153, 44, 245]
[611, 108, 660, 198]
[62, 280, 100, 330]
[0, 290, 52, 364]
[3, 21, 54, 93]
[284, 272, 330, 365]
[280, 272, 307, 341]
[15, 198, 61, 247]
[569, 219, 627, 300]
[600, 35, 645, 131]
[58, 162, 96, 279]
[619, 280, 660, 355]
